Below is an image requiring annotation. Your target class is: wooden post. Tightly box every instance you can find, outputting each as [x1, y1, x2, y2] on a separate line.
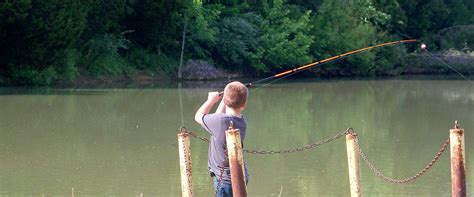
[178, 128, 193, 197]
[225, 123, 247, 197]
[450, 121, 466, 197]
[346, 131, 362, 197]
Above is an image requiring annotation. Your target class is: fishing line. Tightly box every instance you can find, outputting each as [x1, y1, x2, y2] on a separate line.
[178, 82, 185, 126]
[402, 33, 473, 84]
[424, 50, 474, 84]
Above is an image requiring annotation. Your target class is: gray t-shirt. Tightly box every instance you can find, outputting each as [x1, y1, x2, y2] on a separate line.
[202, 113, 249, 184]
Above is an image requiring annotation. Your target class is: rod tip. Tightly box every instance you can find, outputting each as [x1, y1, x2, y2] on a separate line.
[420, 43, 427, 49]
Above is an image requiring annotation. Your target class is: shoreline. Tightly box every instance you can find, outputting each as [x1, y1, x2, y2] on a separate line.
[1, 53, 473, 88]
[1, 73, 471, 90]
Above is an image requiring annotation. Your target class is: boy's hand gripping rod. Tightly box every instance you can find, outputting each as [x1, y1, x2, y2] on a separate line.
[219, 39, 419, 96]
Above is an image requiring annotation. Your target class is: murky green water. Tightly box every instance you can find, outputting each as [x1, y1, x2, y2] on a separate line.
[1, 78, 473, 196]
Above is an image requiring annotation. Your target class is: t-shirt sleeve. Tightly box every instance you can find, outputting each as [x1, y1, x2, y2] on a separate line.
[202, 113, 223, 136]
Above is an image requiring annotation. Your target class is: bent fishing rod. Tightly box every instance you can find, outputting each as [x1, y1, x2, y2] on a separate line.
[219, 39, 419, 95]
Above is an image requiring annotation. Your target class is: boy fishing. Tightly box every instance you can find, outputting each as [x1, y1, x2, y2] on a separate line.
[195, 81, 249, 196]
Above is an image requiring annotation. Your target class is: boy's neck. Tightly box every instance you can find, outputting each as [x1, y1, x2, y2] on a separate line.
[225, 106, 242, 118]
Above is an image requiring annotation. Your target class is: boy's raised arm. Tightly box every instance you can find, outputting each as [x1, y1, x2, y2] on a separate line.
[194, 92, 222, 125]
[215, 99, 226, 114]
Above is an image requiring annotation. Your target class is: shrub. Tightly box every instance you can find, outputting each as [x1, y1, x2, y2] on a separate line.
[55, 49, 80, 81]
[9, 65, 58, 85]
[127, 47, 158, 70]
[126, 47, 179, 77]
[82, 34, 130, 76]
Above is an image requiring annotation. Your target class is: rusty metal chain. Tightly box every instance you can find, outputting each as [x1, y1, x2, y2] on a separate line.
[188, 131, 210, 143]
[354, 136, 450, 184]
[215, 147, 228, 196]
[244, 129, 349, 154]
[185, 130, 229, 195]
[187, 127, 451, 184]
[187, 129, 349, 154]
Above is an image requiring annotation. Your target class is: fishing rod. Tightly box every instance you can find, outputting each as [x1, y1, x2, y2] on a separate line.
[219, 39, 419, 95]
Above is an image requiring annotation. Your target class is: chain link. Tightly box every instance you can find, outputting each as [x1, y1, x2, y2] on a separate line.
[188, 131, 210, 143]
[354, 136, 450, 184]
[215, 147, 228, 196]
[188, 128, 451, 184]
[243, 130, 349, 154]
[186, 130, 228, 195]
[187, 129, 349, 154]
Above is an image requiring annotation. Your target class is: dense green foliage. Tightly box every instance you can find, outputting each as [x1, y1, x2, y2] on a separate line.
[0, 0, 473, 85]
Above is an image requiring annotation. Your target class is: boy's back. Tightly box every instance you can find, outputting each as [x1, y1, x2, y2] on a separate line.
[202, 113, 248, 184]
[194, 81, 249, 196]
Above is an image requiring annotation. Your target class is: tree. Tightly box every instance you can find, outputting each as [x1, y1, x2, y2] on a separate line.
[0, 0, 87, 84]
[252, 0, 314, 72]
[82, 0, 133, 40]
[310, 0, 383, 75]
[179, 2, 221, 78]
[212, 13, 261, 71]
[397, 0, 474, 48]
[0, 0, 31, 71]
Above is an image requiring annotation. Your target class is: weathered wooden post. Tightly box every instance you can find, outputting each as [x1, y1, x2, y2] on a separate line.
[346, 129, 362, 197]
[178, 127, 193, 197]
[450, 121, 466, 197]
[225, 122, 247, 197]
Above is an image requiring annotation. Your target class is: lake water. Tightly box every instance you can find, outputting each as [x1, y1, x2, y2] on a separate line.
[1, 78, 473, 196]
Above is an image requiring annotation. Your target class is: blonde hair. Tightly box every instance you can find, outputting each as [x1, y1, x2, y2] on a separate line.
[224, 81, 248, 109]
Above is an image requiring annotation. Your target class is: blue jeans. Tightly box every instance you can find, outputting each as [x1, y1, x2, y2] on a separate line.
[213, 176, 249, 197]
[214, 177, 233, 197]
